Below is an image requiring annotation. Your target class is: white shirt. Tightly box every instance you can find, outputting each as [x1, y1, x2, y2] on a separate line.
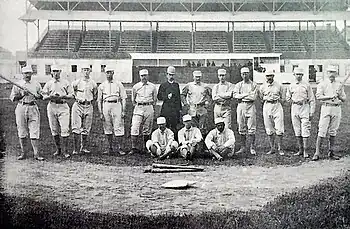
[205, 128, 235, 149]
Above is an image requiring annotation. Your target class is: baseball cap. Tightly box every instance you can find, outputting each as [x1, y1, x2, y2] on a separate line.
[265, 69, 275, 76]
[214, 117, 225, 125]
[326, 65, 338, 72]
[193, 70, 202, 77]
[105, 66, 114, 72]
[21, 66, 33, 73]
[217, 69, 226, 75]
[167, 66, 175, 75]
[139, 69, 148, 75]
[157, 117, 166, 125]
[81, 64, 90, 69]
[293, 67, 304, 74]
[182, 114, 192, 122]
[241, 67, 250, 73]
[51, 65, 60, 71]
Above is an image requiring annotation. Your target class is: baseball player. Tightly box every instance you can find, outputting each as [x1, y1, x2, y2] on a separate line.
[157, 66, 182, 139]
[181, 70, 212, 136]
[146, 117, 179, 159]
[286, 67, 315, 158]
[205, 118, 235, 161]
[71, 64, 98, 154]
[212, 68, 234, 129]
[259, 70, 285, 155]
[233, 67, 258, 155]
[178, 114, 203, 160]
[9, 66, 44, 161]
[129, 69, 157, 154]
[312, 65, 346, 161]
[97, 66, 127, 155]
[42, 64, 73, 158]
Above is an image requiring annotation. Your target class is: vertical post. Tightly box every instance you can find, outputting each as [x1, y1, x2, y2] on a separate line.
[37, 20, 40, 44]
[191, 21, 194, 53]
[232, 22, 235, 52]
[269, 22, 271, 31]
[48, 20, 50, 31]
[273, 22, 276, 52]
[119, 22, 122, 45]
[25, 21, 28, 57]
[109, 21, 112, 52]
[150, 22, 153, 52]
[313, 21, 317, 52]
[263, 22, 265, 32]
[299, 21, 301, 31]
[344, 20, 347, 43]
[67, 21, 70, 52]
[334, 20, 337, 32]
[307, 21, 309, 31]
[227, 22, 229, 33]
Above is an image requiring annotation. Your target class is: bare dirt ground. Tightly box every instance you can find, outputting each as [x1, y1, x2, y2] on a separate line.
[3, 155, 349, 215]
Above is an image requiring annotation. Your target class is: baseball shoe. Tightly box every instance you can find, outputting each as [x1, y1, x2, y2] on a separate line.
[277, 149, 285, 156]
[72, 150, 79, 155]
[34, 156, 45, 161]
[102, 150, 111, 155]
[128, 148, 138, 155]
[53, 151, 61, 156]
[80, 149, 91, 154]
[311, 154, 320, 161]
[236, 147, 246, 154]
[328, 152, 340, 160]
[17, 155, 26, 160]
[250, 148, 257, 155]
[266, 149, 275, 155]
[293, 151, 302, 156]
[64, 153, 71, 158]
[303, 153, 310, 158]
[117, 150, 126, 156]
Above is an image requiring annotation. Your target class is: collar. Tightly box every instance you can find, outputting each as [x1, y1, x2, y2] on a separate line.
[168, 80, 174, 84]
[193, 81, 201, 85]
[54, 79, 60, 83]
[185, 127, 192, 131]
[83, 77, 90, 82]
[107, 80, 113, 83]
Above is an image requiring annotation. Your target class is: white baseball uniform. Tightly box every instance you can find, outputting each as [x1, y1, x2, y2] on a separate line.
[212, 81, 234, 129]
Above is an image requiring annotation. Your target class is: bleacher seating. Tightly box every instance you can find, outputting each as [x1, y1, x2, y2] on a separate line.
[117, 31, 152, 53]
[233, 31, 267, 52]
[79, 30, 118, 52]
[267, 30, 306, 53]
[157, 31, 190, 53]
[195, 31, 228, 53]
[38, 30, 81, 51]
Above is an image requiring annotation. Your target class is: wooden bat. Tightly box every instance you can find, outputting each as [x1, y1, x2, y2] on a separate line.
[0, 74, 37, 97]
[152, 163, 204, 171]
[144, 168, 204, 173]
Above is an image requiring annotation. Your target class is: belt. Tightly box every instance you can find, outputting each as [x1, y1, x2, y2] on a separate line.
[104, 100, 120, 103]
[77, 100, 92, 105]
[137, 102, 153, 106]
[51, 100, 66, 104]
[265, 100, 279, 104]
[323, 103, 341, 107]
[21, 101, 36, 106]
[238, 100, 254, 104]
[292, 101, 308, 105]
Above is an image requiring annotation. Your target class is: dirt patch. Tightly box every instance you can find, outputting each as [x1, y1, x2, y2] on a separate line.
[3, 155, 350, 215]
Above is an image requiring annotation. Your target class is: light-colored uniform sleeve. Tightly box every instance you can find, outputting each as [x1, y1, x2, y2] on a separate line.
[338, 85, 346, 101]
[119, 82, 127, 100]
[245, 82, 258, 101]
[153, 84, 157, 104]
[315, 82, 324, 100]
[285, 85, 292, 103]
[178, 129, 185, 145]
[212, 84, 219, 101]
[307, 84, 316, 115]
[9, 85, 20, 101]
[192, 128, 203, 143]
[166, 129, 175, 148]
[132, 84, 137, 105]
[92, 80, 98, 101]
[205, 130, 216, 149]
[151, 130, 160, 147]
[223, 129, 235, 148]
[97, 83, 104, 102]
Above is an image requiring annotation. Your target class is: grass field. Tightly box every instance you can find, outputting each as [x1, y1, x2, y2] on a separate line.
[1, 83, 350, 228]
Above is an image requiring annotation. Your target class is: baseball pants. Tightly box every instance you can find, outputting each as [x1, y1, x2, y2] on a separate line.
[15, 104, 40, 139]
[103, 102, 124, 136]
[236, 102, 256, 135]
[71, 102, 93, 135]
[263, 102, 284, 135]
[291, 104, 311, 137]
[131, 105, 154, 136]
[214, 105, 232, 129]
[47, 102, 70, 137]
[318, 105, 341, 137]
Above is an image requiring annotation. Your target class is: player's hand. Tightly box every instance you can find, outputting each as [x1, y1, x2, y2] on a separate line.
[309, 114, 313, 121]
[73, 85, 78, 91]
[22, 89, 30, 96]
[121, 111, 125, 119]
[100, 114, 104, 121]
[211, 145, 218, 151]
[168, 93, 172, 99]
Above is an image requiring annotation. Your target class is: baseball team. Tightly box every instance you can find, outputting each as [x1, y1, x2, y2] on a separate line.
[10, 64, 346, 161]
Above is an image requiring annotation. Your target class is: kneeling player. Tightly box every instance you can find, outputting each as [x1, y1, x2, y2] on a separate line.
[178, 115, 202, 160]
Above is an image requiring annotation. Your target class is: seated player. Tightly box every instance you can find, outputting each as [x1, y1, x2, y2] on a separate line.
[205, 118, 236, 161]
[178, 114, 203, 160]
[146, 117, 179, 159]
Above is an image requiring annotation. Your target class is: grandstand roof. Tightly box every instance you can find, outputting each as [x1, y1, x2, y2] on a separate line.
[20, 10, 350, 22]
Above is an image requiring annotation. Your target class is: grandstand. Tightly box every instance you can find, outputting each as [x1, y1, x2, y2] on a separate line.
[17, 0, 350, 83]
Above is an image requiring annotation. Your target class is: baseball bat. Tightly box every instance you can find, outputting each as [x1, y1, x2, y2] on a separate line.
[144, 168, 204, 173]
[0, 74, 37, 97]
[152, 163, 204, 171]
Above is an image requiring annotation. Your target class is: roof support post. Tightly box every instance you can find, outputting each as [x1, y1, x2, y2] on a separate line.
[334, 20, 337, 32]
[25, 21, 28, 58]
[263, 22, 265, 32]
[269, 22, 271, 31]
[150, 22, 153, 52]
[37, 20, 40, 44]
[48, 20, 50, 31]
[307, 21, 309, 31]
[273, 21, 276, 52]
[191, 21, 194, 53]
[109, 21, 112, 52]
[67, 21, 70, 55]
[313, 21, 317, 53]
[344, 20, 347, 43]
[119, 22, 122, 45]
[232, 21, 235, 52]
[299, 21, 301, 31]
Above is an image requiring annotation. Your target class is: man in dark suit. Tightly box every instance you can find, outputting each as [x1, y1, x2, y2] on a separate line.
[157, 66, 182, 139]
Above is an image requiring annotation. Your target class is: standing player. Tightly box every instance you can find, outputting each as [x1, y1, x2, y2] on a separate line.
[181, 70, 212, 136]
[233, 67, 258, 155]
[42, 64, 73, 158]
[178, 114, 203, 160]
[71, 64, 98, 154]
[97, 66, 127, 155]
[157, 66, 182, 138]
[129, 69, 157, 154]
[286, 67, 315, 158]
[205, 118, 235, 161]
[259, 70, 285, 155]
[212, 68, 234, 129]
[9, 66, 44, 160]
[312, 65, 346, 161]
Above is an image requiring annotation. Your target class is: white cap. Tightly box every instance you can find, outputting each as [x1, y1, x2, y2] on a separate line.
[167, 66, 175, 74]
[326, 65, 338, 72]
[51, 65, 60, 71]
[81, 64, 90, 69]
[105, 66, 114, 72]
[193, 70, 202, 77]
[139, 69, 148, 75]
[265, 69, 275, 76]
[214, 117, 225, 125]
[182, 114, 192, 122]
[217, 69, 226, 75]
[157, 117, 166, 125]
[241, 67, 250, 73]
[293, 67, 304, 74]
[21, 66, 33, 73]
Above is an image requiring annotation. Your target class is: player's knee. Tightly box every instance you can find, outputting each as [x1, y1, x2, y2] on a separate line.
[171, 141, 179, 149]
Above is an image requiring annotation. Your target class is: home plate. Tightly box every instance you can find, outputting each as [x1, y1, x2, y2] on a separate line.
[161, 180, 197, 189]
